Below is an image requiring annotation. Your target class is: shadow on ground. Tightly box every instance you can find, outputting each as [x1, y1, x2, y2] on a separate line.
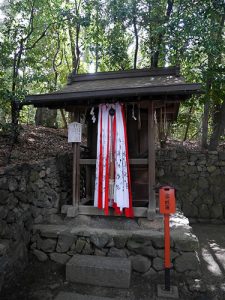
[192, 223, 225, 300]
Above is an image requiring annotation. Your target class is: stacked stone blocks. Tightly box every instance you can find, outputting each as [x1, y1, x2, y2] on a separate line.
[31, 223, 200, 279]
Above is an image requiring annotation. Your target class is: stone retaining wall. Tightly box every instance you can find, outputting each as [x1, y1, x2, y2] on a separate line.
[0, 153, 71, 289]
[156, 149, 225, 222]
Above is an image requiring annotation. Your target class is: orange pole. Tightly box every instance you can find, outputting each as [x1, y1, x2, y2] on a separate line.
[164, 214, 171, 268]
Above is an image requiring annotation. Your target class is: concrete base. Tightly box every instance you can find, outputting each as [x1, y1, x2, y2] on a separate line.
[67, 206, 78, 218]
[157, 285, 179, 299]
[66, 254, 131, 288]
[54, 292, 113, 300]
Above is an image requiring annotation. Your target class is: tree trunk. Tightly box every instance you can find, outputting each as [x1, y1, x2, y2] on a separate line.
[60, 109, 67, 128]
[150, 0, 174, 68]
[201, 100, 210, 149]
[209, 101, 225, 150]
[35, 108, 57, 128]
[183, 104, 193, 141]
[206, 6, 225, 150]
[133, 15, 138, 69]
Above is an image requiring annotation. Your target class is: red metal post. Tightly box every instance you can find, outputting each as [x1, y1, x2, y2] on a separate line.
[164, 214, 171, 269]
[164, 213, 171, 291]
[159, 186, 176, 292]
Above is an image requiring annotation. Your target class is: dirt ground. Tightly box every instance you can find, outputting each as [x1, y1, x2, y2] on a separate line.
[1, 223, 225, 300]
[0, 125, 71, 168]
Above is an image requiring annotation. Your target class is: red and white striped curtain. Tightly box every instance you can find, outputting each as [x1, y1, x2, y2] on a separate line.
[94, 103, 133, 217]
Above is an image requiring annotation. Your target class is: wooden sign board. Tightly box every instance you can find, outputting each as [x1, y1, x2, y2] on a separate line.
[68, 122, 82, 143]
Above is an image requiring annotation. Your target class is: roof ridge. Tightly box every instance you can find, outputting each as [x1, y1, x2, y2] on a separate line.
[68, 66, 180, 84]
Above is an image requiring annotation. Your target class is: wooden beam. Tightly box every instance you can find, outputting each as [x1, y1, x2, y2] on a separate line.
[69, 67, 180, 83]
[78, 205, 151, 217]
[79, 158, 148, 165]
[147, 101, 156, 220]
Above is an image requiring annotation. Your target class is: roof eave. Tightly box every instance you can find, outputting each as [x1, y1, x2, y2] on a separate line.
[23, 83, 202, 107]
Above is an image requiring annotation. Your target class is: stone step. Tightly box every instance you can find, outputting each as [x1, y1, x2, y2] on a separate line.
[55, 292, 114, 300]
[66, 254, 131, 288]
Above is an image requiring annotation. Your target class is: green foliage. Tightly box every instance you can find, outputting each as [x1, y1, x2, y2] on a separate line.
[0, 0, 224, 146]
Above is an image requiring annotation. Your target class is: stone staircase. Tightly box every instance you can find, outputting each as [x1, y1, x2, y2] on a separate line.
[31, 213, 200, 280]
[29, 213, 200, 299]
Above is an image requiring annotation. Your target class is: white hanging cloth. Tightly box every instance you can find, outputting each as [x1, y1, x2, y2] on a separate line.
[94, 103, 133, 217]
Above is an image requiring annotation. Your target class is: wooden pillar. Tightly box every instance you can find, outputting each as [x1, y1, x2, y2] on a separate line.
[85, 166, 92, 201]
[72, 111, 80, 215]
[147, 101, 156, 220]
[72, 143, 77, 206]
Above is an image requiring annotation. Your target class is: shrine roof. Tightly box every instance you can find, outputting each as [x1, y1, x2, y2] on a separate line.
[24, 66, 201, 109]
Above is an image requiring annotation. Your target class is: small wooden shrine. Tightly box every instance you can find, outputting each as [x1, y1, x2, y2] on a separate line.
[24, 66, 201, 220]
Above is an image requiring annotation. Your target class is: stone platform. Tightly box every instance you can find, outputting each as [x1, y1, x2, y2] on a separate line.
[55, 291, 115, 300]
[30, 211, 200, 278]
[66, 255, 131, 288]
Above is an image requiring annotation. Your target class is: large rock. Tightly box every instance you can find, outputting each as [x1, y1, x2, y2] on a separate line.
[33, 249, 48, 262]
[131, 232, 152, 244]
[182, 202, 198, 218]
[136, 245, 157, 258]
[171, 230, 199, 252]
[207, 166, 216, 173]
[0, 220, 9, 237]
[0, 207, 8, 219]
[113, 235, 127, 249]
[152, 257, 164, 271]
[198, 178, 208, 189]
[127, 239, 144, 251]
[14, 191, 28, 203]
[74, 238, 86, 253]
[8, 178, 18, 192]
[50, 253, 70, 264]
[90, 233, 109, 248]
[82, 241, 93, 255]
[7, 195, 18, 209]
[34, 215, 43, 224]
[130, 255, 151, 273]
[39, 238, 57, 253]
[0, 190, 9, 205]
[34, 224, 68, 238]
[66, 255, 131, 288]
[127, 239, 157, 257]
[157, 249, 179, 260]
[211, 204, 223, 219]
[0, 177, 8, 190]
[199, 204, 210, 218]
[94, 248, 108, 256]
[202, 194, 214, 206]
[0, 240, 10, 256]
[174, 252, 199, 273]
[108, 247, 127, 258]
[56, 234, 74, 253]
[148, 232, 164, 248]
